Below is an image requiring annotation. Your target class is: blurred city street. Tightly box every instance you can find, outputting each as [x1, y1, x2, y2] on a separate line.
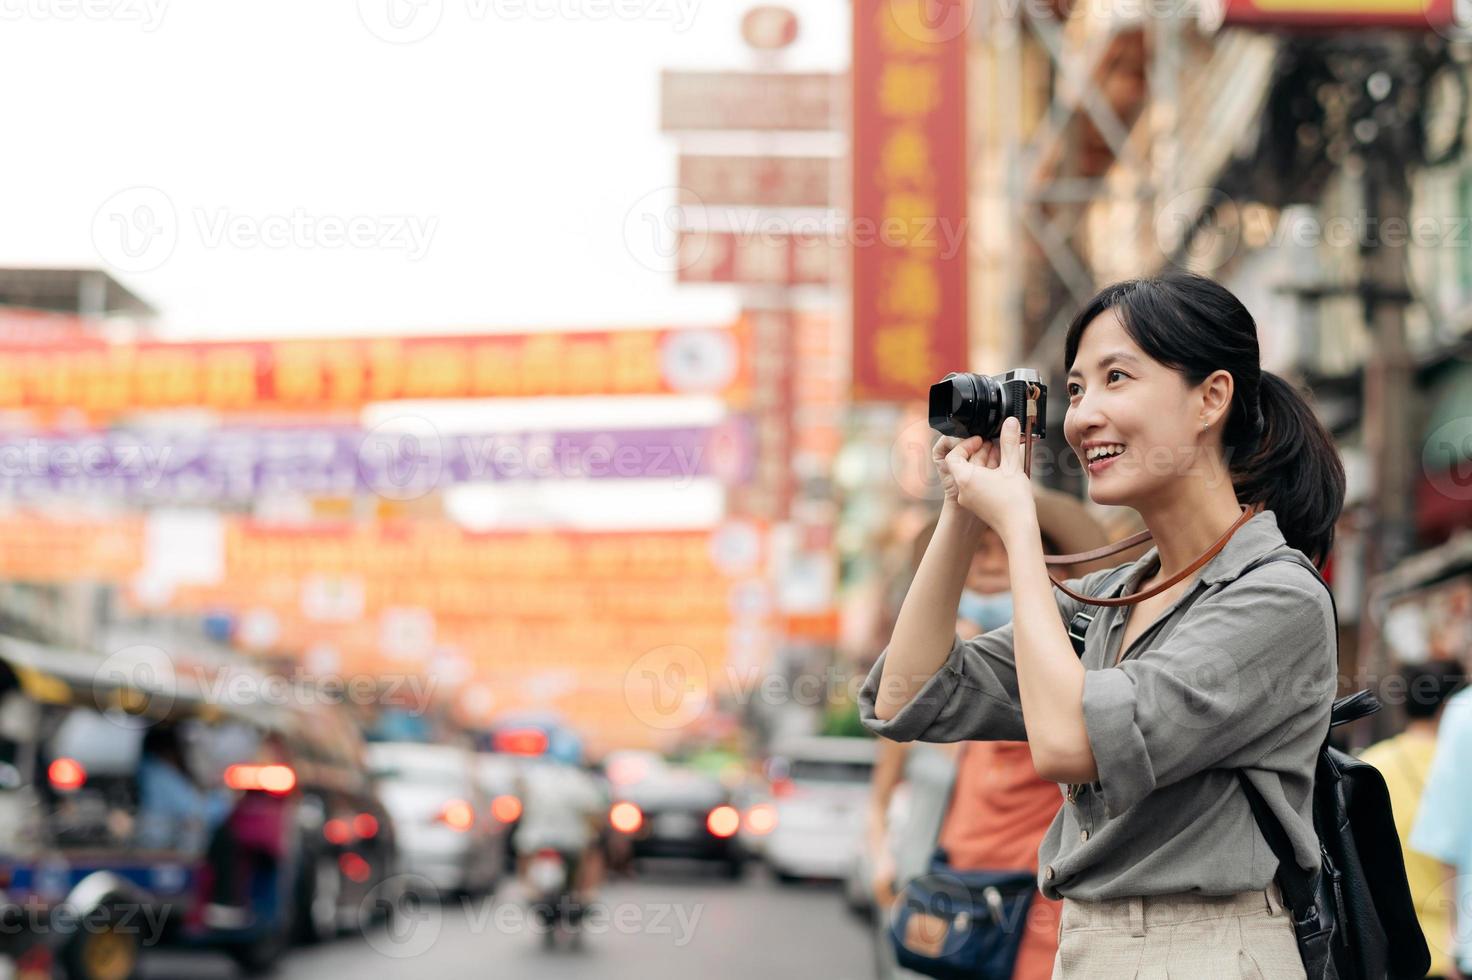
[1, 0, 1471, 977]
[140, 872, 874, 980]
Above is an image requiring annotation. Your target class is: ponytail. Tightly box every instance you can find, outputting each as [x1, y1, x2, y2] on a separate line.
[1228, 371, 1345, 566]
[1064, 272, 1346, 566]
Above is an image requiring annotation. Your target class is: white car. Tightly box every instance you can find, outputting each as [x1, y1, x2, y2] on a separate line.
[367, 742, 505, 895]
[762, 736, 877, 882]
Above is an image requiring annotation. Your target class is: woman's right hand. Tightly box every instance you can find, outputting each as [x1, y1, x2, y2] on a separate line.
[931, 434, 986, 504]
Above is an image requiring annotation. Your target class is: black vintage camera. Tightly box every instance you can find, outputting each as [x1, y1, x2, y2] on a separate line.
[928, 369, 1047, 440]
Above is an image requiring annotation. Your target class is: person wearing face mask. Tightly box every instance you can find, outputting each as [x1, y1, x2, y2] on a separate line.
[863, 272, 1346, 978]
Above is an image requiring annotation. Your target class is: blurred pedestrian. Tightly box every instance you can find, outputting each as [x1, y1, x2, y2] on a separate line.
[1360, 660, 1463, 980]
[1410, 657, 1472, 980]
[863, 273, 1345, 978]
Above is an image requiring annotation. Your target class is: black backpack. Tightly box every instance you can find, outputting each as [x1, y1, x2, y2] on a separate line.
[1068, 555, 1431, 980]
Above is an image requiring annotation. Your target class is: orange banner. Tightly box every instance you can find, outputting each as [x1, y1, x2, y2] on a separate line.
[0, 324, 748, 415]
[219, 523, 752, 580]
[851, 0, 970, 401]
[0, 516, 142, 582]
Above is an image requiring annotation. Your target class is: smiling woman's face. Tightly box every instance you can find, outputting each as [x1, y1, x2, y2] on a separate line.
[1063, 310, 1225, 508]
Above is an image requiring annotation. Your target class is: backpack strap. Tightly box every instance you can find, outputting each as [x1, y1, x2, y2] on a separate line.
[1065, 563, 1136, 656]
[1236, 771, 1324, 930]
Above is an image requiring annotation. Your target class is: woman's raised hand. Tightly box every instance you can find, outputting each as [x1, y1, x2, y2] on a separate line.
[936, 416, 1036, 539]
[930, 433, 986, 504]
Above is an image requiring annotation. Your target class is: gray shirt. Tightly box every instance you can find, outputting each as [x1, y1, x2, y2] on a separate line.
[859, 509, 1336, 902]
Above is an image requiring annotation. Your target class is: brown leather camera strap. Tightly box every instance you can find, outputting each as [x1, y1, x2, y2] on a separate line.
[1044, 503, 1262, 607]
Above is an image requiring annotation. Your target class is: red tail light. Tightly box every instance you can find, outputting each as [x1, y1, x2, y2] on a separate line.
[707, 805, 740, 839]
[491, 794, 522, 824]
[224, 764, 297, 795]
[609, 801, 643, 834]
[437, 799, 474, 831]
[353, 813, 380, 839]
[324, 818, 353, 845]
[744, 803, 778, 835]
[494, 728, 549, 756]
[48, 758, 86, 792]
[339, 853, 371, 883]
[769, 777, 794, 798]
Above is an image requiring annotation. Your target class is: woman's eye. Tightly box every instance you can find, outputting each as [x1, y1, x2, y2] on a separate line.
[1067, 383, 1082, 397]
[1106, 369, 1127, 384]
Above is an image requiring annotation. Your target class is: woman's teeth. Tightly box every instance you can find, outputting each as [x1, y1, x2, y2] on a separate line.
[1085, 444, 1126, 462]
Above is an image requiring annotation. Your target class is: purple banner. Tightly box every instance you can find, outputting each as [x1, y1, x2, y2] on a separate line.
[0, 421, 755, 504]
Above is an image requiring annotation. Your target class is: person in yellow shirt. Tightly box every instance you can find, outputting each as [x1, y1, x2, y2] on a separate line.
[1359, 659, 1464, 980]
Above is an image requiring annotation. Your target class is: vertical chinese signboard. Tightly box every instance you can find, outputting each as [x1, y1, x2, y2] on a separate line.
[852, 0, 970, 401]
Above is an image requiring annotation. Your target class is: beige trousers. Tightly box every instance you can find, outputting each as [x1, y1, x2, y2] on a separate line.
[1049, 881, 1307, 980]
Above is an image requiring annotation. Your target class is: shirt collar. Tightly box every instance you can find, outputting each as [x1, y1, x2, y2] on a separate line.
[1119, 508, 1293, 594]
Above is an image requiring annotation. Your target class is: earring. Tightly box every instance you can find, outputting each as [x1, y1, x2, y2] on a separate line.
[1201, 420, 1209, 430]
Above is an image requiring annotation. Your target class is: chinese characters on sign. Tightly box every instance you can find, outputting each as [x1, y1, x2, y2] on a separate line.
[851, 0, 969, 401]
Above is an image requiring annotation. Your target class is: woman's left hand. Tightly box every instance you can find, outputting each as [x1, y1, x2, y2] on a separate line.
[943, 416, 1038, 539]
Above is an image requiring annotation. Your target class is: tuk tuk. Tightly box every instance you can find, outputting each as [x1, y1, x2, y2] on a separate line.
[0, 637, 316, 978]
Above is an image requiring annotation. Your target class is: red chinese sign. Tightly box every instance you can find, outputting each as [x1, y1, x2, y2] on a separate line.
[677, 230, 834, 286]
[678, 155, 832, 208]
[851, 0, 970, 401]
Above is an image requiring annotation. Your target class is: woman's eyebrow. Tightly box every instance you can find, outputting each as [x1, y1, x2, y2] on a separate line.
[1067, 351, 1142, 379]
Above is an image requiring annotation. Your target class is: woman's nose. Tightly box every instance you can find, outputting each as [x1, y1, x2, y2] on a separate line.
[1066, 393, 1107, 442]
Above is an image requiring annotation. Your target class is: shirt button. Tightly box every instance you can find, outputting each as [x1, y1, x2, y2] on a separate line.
[1080, 830, 1090, 842]
[1044, 866, 1056, 881]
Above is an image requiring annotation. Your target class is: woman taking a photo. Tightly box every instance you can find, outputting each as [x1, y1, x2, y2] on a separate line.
[861, 272, 1345, 979]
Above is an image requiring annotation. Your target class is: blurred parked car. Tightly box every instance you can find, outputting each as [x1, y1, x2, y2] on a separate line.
[763, 736, 877, 883]
[607, 764, 745, 878]
[367, 742, 504, 896]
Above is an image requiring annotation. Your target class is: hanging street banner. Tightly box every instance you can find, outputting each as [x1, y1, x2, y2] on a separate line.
[660, 71, 839, 131]
[0, 323, 749, 416]
[851, 0, 970, 401]
[0, 420, 754, 504]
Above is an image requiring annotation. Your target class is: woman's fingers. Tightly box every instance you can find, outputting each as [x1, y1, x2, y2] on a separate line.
[944, 435, 984, 469]
[998, 416, 1023, 473]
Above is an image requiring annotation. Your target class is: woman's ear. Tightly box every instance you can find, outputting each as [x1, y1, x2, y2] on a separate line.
[1200, 369, 1234, 425]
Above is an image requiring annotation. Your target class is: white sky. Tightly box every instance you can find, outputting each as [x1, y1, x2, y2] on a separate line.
[0, 0, 850, 528]
[0, 0, 849, 339]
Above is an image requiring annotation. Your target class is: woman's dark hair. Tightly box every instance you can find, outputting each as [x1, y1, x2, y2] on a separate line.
[1063, 271, 1346, 565]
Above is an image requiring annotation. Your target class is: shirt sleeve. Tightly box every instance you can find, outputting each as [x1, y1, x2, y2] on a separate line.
[1081, 560, 1337, 819]
[1410, 699, 1472, 864]
[859, 565, 1117, 744]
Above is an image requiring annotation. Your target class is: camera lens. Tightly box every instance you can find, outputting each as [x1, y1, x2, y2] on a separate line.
[928, 372, 1004, 440]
